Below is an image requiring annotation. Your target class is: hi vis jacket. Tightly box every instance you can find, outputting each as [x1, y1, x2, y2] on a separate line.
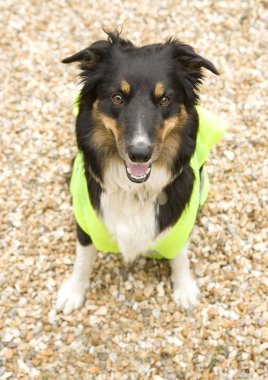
[70, 106, 227, 259]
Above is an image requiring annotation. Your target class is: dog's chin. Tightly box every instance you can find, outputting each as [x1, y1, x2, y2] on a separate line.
[125, 162, 152, 184]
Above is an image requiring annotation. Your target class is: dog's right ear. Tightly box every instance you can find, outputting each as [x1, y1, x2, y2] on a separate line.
[62, 49, 95, 64]
[61, 40, 111, 65]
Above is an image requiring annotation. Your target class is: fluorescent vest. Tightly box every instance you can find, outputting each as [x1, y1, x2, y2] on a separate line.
[70, 106, 227, 259]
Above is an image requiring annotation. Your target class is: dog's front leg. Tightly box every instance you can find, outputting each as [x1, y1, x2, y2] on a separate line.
[170, 242, 200, 310]
[56, 225, 97, 314]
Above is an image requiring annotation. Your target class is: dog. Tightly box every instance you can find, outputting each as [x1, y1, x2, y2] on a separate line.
[56, 31, 225, 314]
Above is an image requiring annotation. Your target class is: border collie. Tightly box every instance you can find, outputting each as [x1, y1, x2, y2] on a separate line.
[56, 31, 222, 315]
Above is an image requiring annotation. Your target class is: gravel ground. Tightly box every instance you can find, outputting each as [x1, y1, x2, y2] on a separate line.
[1, 0, 267, 379]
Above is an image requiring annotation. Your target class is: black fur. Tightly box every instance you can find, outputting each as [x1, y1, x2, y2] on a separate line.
[76, 222, 92, 246]
[158, 165, 195, 233]
[63, 31, 218, 243]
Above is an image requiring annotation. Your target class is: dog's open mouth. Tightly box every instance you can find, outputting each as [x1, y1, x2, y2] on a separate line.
[125, 162, 152, 183]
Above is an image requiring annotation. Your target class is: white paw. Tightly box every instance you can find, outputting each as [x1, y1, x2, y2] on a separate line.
[172, 276, 200, 310]
[56, 278, 88, 314]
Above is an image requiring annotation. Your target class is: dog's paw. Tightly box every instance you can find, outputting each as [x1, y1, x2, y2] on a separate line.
[172, 276, 200, 310]
[56, 278, 88, 315]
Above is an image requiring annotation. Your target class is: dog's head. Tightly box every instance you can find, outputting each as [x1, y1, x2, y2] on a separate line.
[63, 31, 219, 184]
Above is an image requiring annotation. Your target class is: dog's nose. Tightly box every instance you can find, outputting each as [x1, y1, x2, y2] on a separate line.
[128, 143, 153, 163]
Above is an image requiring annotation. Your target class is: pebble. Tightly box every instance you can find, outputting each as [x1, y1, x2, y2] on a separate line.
[95, 306, 108, 315]
[224, 150, 235, 160]
[144, 285, 154, 297]
[48, 309, 57, 324]
[7, 341, 17, 349]
[141, 308, 151, 318]
[125, 281, 133, 290]
[156, 282, 165, 297]
[25, 331, 34, 342]
[166, 336, 183, 347]
[109, 353, 117, 363]
[5, 349, 14, 360]
[153, 309, 161, 319]
[66, 334, 75, 344]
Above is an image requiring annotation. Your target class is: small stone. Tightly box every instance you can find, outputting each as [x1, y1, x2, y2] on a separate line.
[18, 359, 30, 373]
[88, 367, 100, 375]
[153, 309, 160, 319]
[91, 334, 102, 346]
[125, 281, 132, 290]
[141, 308, 151, 318]
[42, 349, 54, 357]
[229, 310, 240, 320]
[208, 307, 217, 319]
[83, 354, 94, 364]
[258, 342, 268, 354]
[25, 331, 34, 342]
[223, 320, 235, 328]
[66, 334, 75, 344]
[48, 309, 57, 324]
[109, 352, 117, 363]
[262, 327, 268, 340]
[26, 349, 37, 360]
[166, 336, 183, 347]
[18, 298, 27, 308]
[144, 285, 154, 297]
[17, 308, 26, 318]
[173, 355, 181, 364]
[197, 354, 205, 363]
[156, 282, 165, 297]
[7, 341, 17, 349]
[98, 352, 108, 361]
[30, 368, 40, 378]
[224, 150, 235, 160]
[253, 243, 266, 252]
[5, 349, 14, 360]
[3, 334, 15, 343]
[119, 267, 129, 280]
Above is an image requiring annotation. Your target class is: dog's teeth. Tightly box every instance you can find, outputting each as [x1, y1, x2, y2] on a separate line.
[126, 164, 151, 181]
[130, 174, 146, 180]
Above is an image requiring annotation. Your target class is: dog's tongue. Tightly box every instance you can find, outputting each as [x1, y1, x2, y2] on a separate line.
[127, 162, 149, 177]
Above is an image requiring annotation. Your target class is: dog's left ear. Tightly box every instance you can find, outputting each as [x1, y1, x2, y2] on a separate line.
[168, 41, 219, 106]
[172, 42, 219, 76]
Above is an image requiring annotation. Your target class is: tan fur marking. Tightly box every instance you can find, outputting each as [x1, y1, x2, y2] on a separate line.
[156, 105, 188, 166]
[91, 100, 120, 155]
[155, 82, 165, 98]
[161, 105, 188, 141]
[101, 114, 120, 140]
[162, 116, 179, 141]
[120, 80, 131, 94]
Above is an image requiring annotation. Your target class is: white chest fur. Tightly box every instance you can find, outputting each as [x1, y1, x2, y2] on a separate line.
[100, 159, 171, 262]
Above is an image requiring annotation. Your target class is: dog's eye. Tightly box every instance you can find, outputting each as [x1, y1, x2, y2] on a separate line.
[111, 94, 124, 105]
[159, 96, 171, 107]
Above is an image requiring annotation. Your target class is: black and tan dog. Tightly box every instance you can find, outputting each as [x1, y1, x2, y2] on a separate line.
[56, 31, 223, 314]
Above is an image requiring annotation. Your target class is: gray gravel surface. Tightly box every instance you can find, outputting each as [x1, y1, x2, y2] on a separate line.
[1, 0, 267, 379]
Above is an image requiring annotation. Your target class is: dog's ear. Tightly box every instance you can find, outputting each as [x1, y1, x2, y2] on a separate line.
[167, 40, 219, 107]
[62, 31, 134, 65]
[61, 40, 111, 65]
[62, 49, 95, 64]
[172, 42, 219, 76]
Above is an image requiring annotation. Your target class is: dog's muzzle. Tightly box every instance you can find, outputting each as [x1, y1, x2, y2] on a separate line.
[125, 142, 153, 183]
